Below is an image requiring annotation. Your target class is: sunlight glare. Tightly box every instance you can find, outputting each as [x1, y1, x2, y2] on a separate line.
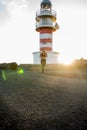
[59, 55, 74, 65]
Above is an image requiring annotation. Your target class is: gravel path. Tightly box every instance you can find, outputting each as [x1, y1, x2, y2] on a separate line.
[0, 70, 87, 130]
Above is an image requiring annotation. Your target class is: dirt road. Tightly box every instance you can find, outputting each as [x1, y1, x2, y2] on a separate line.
[0, 70, 87, 129]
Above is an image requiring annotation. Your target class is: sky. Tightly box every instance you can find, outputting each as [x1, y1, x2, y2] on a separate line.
[0, 0, 87, 64]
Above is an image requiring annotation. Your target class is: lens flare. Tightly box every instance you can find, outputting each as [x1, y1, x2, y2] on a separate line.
[17, 68, 24, 74]
[2, 70, 7, 81]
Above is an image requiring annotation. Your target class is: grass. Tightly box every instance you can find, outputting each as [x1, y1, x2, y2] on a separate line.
[0, 69, 87, 129]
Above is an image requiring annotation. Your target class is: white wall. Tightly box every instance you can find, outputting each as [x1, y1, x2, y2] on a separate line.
[33, 51, 59, 64]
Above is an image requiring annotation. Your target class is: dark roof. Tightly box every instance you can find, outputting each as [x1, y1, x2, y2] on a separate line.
[40, 0, 52, 6]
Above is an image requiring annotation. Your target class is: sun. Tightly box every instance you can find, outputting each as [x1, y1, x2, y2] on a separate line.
[59, 54, 75, 65]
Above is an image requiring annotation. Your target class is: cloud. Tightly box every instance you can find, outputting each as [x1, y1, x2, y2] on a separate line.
[13, 0, 28, 5]
[0, 1, 10, 25]
[13, 0, 40, 9]
[53, 0, 87, 7]
[0, 0, 86, 26]
[0, 0, 29, 25]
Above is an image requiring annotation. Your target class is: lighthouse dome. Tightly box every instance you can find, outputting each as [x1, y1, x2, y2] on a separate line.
[40, 0, 52, 9]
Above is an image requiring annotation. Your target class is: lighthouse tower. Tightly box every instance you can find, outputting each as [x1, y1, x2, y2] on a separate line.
[33, 0, 59, 64]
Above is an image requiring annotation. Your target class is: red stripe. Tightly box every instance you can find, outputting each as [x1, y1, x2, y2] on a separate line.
[40, 47, 52, 51]
[40, 38, 52, 43]
[40, 28, 52, 34]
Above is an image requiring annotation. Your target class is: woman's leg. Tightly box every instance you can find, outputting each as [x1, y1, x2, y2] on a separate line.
[41, 60, 46, 73]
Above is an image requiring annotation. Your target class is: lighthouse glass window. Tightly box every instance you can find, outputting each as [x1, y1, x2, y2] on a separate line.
[41, 18, 52, 26]
[41, 4, 49, 9]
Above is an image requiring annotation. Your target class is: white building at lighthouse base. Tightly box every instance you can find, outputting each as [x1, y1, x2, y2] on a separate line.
[33, 51, 59, 64]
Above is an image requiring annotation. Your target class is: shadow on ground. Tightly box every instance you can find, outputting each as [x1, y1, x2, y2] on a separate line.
[0, 70, 87, 130]
[0, 96, 87, 130]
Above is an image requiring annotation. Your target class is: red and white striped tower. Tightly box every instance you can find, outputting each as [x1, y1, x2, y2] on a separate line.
[40, 28, 52, 51]
[33, 0, 59, 64]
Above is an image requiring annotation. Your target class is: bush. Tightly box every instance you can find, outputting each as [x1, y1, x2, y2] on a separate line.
[7, 62, 18, 70]
[0, 63, 7, 69]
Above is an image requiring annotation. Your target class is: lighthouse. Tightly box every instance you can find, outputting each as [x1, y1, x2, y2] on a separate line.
[33, 0, 59, 64]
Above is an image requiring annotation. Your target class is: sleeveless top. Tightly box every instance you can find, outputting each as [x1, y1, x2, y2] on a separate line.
[40, 52, 47, 60]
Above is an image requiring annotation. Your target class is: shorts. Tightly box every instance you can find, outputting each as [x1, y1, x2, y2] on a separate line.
[41, 59, 46, 66]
